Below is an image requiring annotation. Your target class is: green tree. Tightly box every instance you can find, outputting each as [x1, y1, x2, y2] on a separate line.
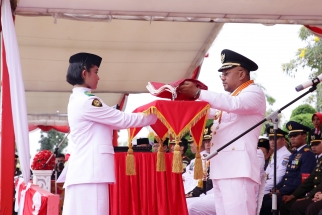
[282, 104, 317, 131]
[38, 129, 68, 154]
[290, 104, 316, 118]
[282, 26, 322, 111]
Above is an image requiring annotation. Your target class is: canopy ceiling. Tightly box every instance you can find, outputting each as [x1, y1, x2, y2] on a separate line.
[5, 0, 322, 126]
[12, 13, 222, 126]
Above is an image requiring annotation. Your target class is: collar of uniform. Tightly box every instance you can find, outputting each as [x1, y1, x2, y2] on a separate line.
[276, 146, 287, 155]
[296, 144, 306, 152]
[73, 87, 91, 94]
[318, 153, 322, 159]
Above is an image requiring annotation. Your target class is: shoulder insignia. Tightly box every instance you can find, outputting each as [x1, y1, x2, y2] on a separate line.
[92, 99, 102, 107]
[84, 91, 95, 96]
[304, 148, 310, 152]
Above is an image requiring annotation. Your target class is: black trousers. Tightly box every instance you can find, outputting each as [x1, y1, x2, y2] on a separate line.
[280, 198, 322, 215]
[289, 198, 322, 215]
[260, 194, 283, 215]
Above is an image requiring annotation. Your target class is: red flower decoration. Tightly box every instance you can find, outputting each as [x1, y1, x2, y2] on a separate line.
[31, 150, 55, 170]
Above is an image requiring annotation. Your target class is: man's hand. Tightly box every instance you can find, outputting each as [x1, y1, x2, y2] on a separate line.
[282, 195, 295, 203]
[313, 191, 322, 202]
[177, 81, 199, 99]
[269, 189, 280, 197]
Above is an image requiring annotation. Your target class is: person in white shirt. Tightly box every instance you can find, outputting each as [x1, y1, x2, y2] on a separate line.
[178, 49, 266, 215]
[60, 52, 157, 215]
[184, 129, 211, 195]
[187, 137, 266, 215]
[264, 126, 291, 195]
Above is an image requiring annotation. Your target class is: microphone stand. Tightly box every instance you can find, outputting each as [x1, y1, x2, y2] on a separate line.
[41, 132, 70, 194]
[206, 83, 318, 215]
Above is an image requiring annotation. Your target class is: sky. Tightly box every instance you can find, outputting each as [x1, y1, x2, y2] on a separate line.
[29, 23, 315, 155]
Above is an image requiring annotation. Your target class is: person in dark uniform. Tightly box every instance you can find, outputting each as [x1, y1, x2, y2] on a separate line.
[260, 121, 316, 215]
[279, 133, 322, 215]
[308, 112, 322, 144]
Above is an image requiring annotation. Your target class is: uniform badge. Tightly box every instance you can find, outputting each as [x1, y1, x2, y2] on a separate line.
[282, 158, 288, 166]
[288, 124, 292, 130]
[221, 53, 225, 64]
[84, 91, 95, 96]
[304, 148, 310, 152]
[92, 99, 102, 107]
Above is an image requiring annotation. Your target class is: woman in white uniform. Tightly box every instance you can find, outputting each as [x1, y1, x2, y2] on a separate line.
[61, 52, 157, 215]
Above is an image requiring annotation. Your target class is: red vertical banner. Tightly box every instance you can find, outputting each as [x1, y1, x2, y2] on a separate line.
[1, 37, 15, 214]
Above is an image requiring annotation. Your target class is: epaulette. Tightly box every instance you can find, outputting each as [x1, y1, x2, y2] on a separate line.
[304, 148, 310, 152]
[84, 91, 95, 96]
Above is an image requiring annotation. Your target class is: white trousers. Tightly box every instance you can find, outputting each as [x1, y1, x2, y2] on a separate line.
[212, 178, 258, 215]
[187, 191, 216, 215]
[62, 183, 109, 215]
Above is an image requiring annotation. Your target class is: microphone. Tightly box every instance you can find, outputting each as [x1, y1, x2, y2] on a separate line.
[295, 74, 322, 92]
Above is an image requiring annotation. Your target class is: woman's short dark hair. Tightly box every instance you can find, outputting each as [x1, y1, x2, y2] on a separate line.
[66, 61, 95, 86]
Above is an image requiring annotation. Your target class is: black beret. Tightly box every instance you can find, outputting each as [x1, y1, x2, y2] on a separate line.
[258, 137, 270, 152]
[218, 49, 258, 72]
[69, 52, 102, 68]
[286, 121, 311, 134]
[266, 126, 288, 137]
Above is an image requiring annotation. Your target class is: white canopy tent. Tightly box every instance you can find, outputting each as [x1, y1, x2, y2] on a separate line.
[8, 0, 322, 126]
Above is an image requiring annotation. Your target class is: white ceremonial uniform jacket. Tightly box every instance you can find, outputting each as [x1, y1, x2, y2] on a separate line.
[183, 150, 210, 194]
[199, 83, 266, 184]
[60, 87, 157, 188]
[264, 146, 290, 194]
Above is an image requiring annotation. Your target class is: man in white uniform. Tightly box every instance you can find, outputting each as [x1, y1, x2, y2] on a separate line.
[178, 49, 266, 215]
[184, 126, 211, 195]
[187, 137, 266, 215]
[60, 52, 157, 215]
[263, 126, 291, 195]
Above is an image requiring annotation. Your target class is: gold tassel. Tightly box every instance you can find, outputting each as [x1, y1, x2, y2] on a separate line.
[126, 138, 136, 175]
[156, 143, 166, 172]
[194, 146, 203, 179]
[172, 138, 183, 173]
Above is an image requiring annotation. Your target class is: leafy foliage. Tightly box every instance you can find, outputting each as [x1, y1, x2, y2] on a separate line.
[38, 129, 68, 154]
[282, 26, 322, 110]
[290, 104, 316, 118]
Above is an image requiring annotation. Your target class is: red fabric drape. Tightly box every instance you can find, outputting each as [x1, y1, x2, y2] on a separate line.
[0, 35, 15, 215]
[109, 153, 188, 215]
[129, 100, 209, 146]
[28, 125, 70, 133]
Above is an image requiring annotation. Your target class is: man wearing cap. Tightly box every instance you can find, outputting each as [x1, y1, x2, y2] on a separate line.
[262, 121, 316, 215]
[279, 133, 322, 215]
[263, 127, 291, 194]
[178, 49, 266, 214]
[184, 126, 212, 196]
[187, 136, 267, 215]
[60, 52, 157, 215]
